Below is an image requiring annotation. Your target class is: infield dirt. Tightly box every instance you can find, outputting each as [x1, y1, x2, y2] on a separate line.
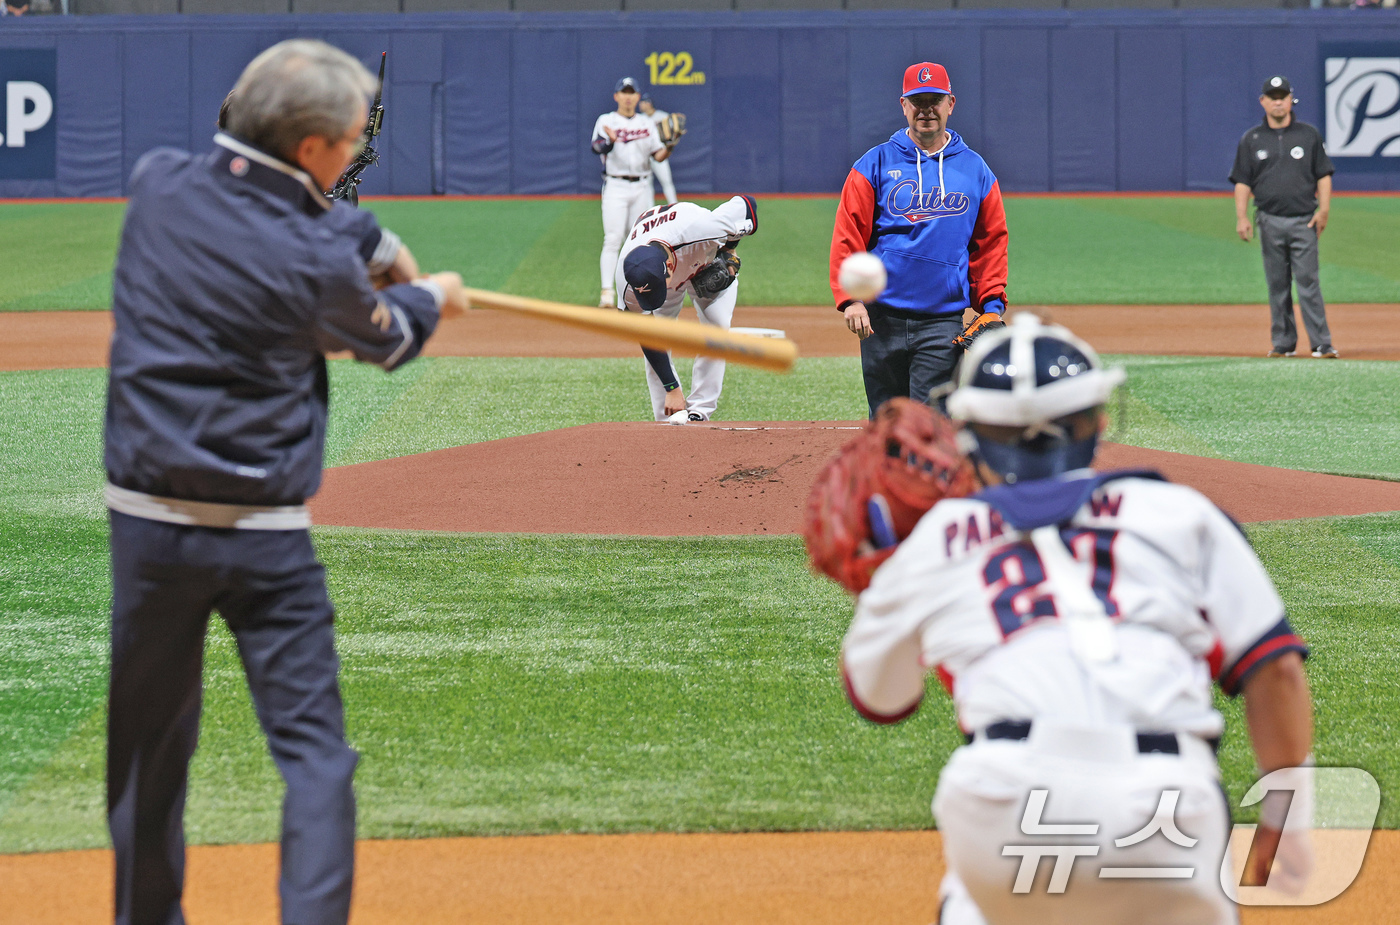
[5, 831, 1398, 924]
[5, 302, 1400, 370]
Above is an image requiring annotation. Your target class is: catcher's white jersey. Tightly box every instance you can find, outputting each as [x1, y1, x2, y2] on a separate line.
[615, 197, 753, 312]
[592, 112, 664, 178]
[843, 472, 1304, 738]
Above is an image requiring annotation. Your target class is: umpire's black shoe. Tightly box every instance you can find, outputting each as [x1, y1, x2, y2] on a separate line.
[1266, 348, 1296, 358]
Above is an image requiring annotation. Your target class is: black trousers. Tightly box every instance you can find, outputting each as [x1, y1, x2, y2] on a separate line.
[858, 307, 965, 417]
[107, 511, 357, 925]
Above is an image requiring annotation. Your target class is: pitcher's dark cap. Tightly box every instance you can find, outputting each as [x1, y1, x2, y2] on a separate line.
[623, 244, 668, 312]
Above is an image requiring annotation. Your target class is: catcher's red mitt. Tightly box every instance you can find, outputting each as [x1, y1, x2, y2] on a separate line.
[803, 398, 977, 594]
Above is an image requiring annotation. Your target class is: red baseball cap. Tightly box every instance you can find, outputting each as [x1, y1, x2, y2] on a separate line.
[902, 62, 952, 97]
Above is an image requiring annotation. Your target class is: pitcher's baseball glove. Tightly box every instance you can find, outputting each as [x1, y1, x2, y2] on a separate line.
[803, 398, 977, 594]
[658, 112, 688, 148]
[689, 247, 740, 299]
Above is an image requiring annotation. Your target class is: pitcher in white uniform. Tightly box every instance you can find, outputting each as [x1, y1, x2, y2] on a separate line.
[592, 77, 673, 308]
[639, 93, 679, 207]
[839, 315, 1316, 924]
[615, 195, 757, 423]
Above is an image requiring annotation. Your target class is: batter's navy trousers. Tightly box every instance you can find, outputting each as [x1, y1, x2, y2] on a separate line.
[859, 307, 964, 417]
[107, 511, 357, 925]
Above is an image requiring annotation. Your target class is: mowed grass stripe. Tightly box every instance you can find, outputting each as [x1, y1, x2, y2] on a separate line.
[3, 517, 1398, 852]
[1034, 196, 1400, 303]
[0, 513, 110, 831]
[1104, 355, 1400, 480]
[5, 196, 1399, 311]
[327, 356, 870, 468]
[0, 203, 125, 312]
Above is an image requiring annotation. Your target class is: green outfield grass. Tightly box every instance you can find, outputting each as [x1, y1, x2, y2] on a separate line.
[4, 195, 1399, 311]
[1, 354, 1398, 852]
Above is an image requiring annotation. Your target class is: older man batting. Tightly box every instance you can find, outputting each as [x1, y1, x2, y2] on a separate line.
[104, 40, 466, 925]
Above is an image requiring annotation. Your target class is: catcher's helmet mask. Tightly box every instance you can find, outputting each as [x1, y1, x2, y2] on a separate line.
[946, 314, 1124, 484]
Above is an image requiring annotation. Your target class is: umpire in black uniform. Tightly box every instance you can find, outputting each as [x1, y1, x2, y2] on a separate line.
[1230, 75, 1337, 359]
[104, 40, 466, 925]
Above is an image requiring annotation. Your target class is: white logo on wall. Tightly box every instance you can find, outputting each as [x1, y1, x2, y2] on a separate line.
[1324, 57, 1400, 157]
[0, 81, 54, 148]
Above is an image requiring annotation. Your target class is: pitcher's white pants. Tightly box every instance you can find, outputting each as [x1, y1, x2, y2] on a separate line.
[932, 723, 1236, 925]
[600, 176, 655, 290]
[639, 280, 736, 422]
[652, 158, 677, 205]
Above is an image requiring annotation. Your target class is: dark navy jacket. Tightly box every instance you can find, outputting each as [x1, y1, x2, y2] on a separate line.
[105, 135, 440, 507]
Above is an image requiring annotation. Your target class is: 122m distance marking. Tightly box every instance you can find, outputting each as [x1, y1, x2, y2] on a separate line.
[645, 52, 706, 86]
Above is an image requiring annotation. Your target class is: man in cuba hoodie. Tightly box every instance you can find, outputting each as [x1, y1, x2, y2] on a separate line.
[830, 62, 1009, 416]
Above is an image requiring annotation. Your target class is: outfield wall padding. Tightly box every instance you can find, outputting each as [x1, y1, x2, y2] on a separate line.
[1, 10, 1398, 197]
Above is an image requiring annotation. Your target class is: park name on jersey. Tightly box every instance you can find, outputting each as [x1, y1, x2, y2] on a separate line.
[939, 490, 1123, 559]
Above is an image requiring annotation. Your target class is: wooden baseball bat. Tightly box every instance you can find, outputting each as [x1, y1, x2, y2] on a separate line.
[462, 287, 798, 373]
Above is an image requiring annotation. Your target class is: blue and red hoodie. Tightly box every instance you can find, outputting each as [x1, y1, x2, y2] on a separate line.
[830, 128, 1008, 316]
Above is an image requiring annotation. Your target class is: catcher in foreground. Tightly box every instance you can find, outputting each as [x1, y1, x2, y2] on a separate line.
[806, 315, 1315, 924]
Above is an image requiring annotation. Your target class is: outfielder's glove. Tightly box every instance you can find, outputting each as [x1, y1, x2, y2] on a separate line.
[803, 398, 977, 594]
[953, 303, 1007, 352]
[690, 247, 740, 300]
[657, 112, 687, 148]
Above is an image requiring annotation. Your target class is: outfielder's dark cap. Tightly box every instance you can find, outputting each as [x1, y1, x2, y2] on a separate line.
[623, 244, 668, 312]
[640, 92, 652, 103]
[1262, 75, 1292, 97]
[902, 62, 952, 98]
[615, 76, 640, 93]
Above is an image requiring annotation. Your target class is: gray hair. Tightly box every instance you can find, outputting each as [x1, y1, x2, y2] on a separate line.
[225, 40, 376, 163]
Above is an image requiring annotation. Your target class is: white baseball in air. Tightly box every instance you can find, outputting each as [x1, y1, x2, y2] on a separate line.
[839, 252, 887, 302]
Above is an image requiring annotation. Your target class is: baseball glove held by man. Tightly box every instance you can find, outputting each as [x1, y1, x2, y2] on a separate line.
[658, 112, 688, 148]
[803, 399, 977, 594]
[689, 248, 740, 299]
[953, 309, 1006, 352]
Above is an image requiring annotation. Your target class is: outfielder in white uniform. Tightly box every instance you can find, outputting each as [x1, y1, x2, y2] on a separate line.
[616, 195, 757, 423]
[592, 77, 674, 308]
[840, 316, 1315, 924]
[639, 94, 679, 206]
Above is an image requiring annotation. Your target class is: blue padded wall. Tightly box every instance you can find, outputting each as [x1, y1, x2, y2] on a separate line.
[2, 9, 1399, 197]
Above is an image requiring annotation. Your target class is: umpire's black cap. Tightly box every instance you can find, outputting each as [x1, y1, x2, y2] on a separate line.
[1262, 75, 1292, 98]
[622, 244, 668, 312]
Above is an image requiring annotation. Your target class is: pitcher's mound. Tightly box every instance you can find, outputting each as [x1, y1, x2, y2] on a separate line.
[310, 422, 1400, 535]
[313, 422, 862, 536]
